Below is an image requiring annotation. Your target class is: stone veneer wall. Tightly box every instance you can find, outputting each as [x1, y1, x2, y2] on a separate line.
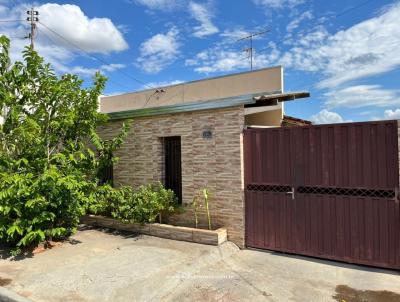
[98, 106, 245, 247]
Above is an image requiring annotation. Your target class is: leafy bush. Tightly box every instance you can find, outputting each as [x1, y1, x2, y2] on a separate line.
[88, 184, 121, 216]
[89, 183, 177, 224]
[0, 36, 129, 255]
[0, 167, 91, 255]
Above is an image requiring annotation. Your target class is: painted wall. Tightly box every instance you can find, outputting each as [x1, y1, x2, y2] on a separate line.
[100, 66, 283, 113]
[244, 102, 284, 126]
[245, 109, 283, 126]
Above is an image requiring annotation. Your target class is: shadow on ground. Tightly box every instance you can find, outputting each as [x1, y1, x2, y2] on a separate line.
[0, 276, 12, 286]
[0, 233, 85, 261]
[0, 225, 142, 262]
[333, 285, 400, 302]
[78, 224, 141, 240]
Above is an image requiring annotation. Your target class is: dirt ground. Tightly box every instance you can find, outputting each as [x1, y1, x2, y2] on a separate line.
[0, 227, 399, 302]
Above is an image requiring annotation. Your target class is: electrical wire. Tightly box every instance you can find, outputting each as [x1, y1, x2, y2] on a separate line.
[6, 36, 26, 39]
[36, 27, 133, 92]
[0, 20, 25, 23]
[38, 21, 154, 91]
[256, 0, 376, 54]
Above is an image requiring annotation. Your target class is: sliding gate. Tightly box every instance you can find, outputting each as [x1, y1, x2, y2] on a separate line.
[244, 121, 400, 269]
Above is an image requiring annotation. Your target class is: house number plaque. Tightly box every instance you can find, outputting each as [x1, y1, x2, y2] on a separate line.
[202, 129, 213, 139]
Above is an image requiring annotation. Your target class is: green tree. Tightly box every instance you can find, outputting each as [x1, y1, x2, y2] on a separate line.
[90, 122, 130, 186]
[0, 36, 126, 254]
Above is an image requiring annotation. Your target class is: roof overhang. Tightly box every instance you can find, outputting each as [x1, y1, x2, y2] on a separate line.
[245, 91, 310, 108]
[107, 91, 309, 121]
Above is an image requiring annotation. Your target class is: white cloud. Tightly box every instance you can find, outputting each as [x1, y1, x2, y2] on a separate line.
[132, 0, 184, 11]
[38, 3, 128, 54]
[324, 85, 400, 109]
[189, 1, 219, 38]
[142, 80, 184, 89]
[0, 2, 128, 77]
[311, 109, 349, 124]
[278, 3, 400, 88]
[384, 109, 400, 120]
[100, 63, 126, 73]
[286, 10, 312, 32]
[57, 63, 126, 76]
[253, 0, 304, 9]
[220, 29, 251, 41]
[220, 28, 269, 43]
[136, 27, 180, 74]
[186, 41, 280, 74]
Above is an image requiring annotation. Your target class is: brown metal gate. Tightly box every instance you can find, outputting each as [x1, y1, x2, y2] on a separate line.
[244, 120, 400, 269]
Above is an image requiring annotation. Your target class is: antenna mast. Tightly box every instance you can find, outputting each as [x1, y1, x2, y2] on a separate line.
[26, 7, 39, 49]
[237, 29, 269, 71]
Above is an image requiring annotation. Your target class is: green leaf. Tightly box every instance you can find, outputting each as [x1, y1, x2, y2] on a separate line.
[7, 225, 23, 237]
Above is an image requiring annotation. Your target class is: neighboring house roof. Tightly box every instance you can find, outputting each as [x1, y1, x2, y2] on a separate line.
[281, 115, 312, 127]
[107, 91, 310, 121]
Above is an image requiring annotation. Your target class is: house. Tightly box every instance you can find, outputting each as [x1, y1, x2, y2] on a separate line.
[99, 67, 400, 270]
[98, 66, 309, 247]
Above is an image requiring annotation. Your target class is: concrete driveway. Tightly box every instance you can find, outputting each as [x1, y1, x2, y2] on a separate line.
[0, 227, 399, 302]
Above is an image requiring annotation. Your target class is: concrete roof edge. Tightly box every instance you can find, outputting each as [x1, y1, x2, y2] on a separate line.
[254, 91, 310, 101]
[107, 91, 282, 120]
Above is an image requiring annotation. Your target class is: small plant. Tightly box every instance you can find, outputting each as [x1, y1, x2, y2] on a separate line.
[191, 192, 200, 228]
[202, 189, 212, 230]
[190, 188, 212, 230]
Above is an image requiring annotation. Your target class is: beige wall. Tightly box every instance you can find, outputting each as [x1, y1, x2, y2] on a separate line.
[98, 106, 246, 247]
[245, 109, 283, 126]
[244, 102, 284, 126]
[101, 66, 283, 113]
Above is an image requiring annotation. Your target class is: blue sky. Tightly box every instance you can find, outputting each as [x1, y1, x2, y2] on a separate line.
[1, 0, 400, 123]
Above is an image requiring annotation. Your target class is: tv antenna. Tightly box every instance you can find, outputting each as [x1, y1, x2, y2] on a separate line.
[237, 29, 269, 70]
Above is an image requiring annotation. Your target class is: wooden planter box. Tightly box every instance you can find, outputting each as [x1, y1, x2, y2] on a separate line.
[81, 215, 227, 246]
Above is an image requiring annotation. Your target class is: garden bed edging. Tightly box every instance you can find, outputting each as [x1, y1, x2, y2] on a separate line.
[80, 215, 227, 246]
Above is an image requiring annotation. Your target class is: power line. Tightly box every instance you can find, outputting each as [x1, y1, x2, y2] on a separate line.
[36, 27, 133, 92]
[0, 20, 25, 23]
[38, 21, 154, 90]
[6, 36, 25, 39]
[257, 0, 376, 54]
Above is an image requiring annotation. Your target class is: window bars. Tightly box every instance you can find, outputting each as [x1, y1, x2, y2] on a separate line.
[246, 184, 396, 199]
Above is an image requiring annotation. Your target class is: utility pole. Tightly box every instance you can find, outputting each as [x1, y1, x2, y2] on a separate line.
[26, 7, 39, 49]
[237, 29, 269, 71]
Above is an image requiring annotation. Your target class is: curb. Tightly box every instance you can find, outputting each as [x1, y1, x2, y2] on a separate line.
[0, 287, 33, 302]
